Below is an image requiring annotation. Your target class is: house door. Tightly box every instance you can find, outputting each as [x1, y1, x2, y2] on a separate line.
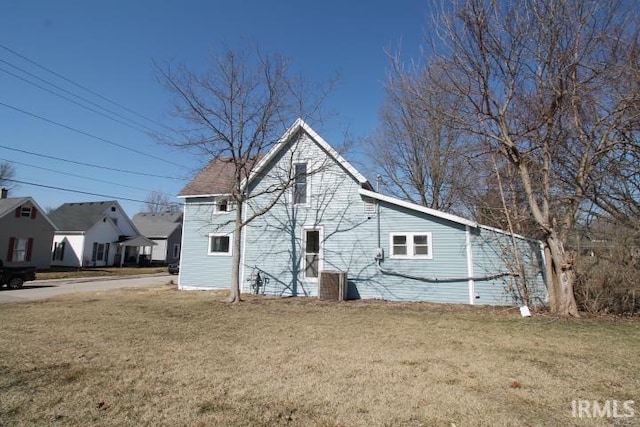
[303, 228, 322, 279]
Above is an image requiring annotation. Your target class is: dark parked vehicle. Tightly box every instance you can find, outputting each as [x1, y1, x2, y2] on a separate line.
[168, 262, 179, 275]
[0, 259, 36, 289]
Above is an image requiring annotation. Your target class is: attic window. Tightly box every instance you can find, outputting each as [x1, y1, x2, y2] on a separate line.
[20, 207, 32, 217]
[217, 199, 228, 212]
[111, 206, 116, 212]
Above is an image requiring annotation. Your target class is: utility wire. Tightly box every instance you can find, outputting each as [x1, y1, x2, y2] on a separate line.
[0, 100, 189, 169]
[0, 157, 158, 193]
[0, 43, 171, 132]
[0, 59, 155, 133]
[4, 178, 177, 206]
[0, 144, 187, 180]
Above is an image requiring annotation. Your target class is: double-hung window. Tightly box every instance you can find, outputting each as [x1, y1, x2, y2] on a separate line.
[389, 232, 433, 259]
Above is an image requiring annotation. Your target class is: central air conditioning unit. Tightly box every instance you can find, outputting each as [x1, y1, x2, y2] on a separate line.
[318, 270, 348, 301]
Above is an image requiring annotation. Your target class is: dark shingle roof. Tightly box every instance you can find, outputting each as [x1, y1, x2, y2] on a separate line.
[132, 212, 183, 238]
[178, 159, 237, 197]
[48, 201, 118, 231]
[0, 197, 30, 219]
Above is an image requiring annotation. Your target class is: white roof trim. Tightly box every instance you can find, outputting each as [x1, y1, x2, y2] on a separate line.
[178, 193, 231, 199]
[241, 118, 369, 189]
[478, 224, 542, 243]
[358, 188, 478, 228]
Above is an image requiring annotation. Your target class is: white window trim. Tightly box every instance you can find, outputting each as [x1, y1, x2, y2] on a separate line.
[20, 206, 32, 217]
[213, 197, 231, 214]
[389, 232, 433, 259]
[208, 232, 233, 256]
[302, 225, 323, 281]
[293, 162, 311, 207]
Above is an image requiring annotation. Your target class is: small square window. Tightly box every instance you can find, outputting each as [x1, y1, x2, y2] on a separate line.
[208, 234, 232, 256]
[20, 207, 32, 217]
[392, 235, 407, 256]
[414, 235, 430, 255]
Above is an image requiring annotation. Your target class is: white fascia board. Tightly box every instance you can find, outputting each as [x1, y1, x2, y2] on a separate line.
[478, 224, 542, 244]
[358, 188, 478, 228]
[241, 118, 369, 190]
[177, 193, 232, 199]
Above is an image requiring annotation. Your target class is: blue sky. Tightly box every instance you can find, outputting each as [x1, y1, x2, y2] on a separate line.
[0, 0, 429, 217]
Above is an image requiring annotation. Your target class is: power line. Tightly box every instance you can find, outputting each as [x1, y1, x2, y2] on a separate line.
[0, 157, 158, 193]
[0, 43, 172, 132]
[0, 144, 187, 180]
[0, 100, 189, 168]
[0, 60, 156, 134]
[4, 178, 179, 206]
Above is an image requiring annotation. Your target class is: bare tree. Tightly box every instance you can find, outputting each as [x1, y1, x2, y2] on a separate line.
[157, 46, 331, 303]
[142, 191, 180, 213]
[368, 55, 476, 213]
[0, 161, 15, 189]
[424, 0, 640, 316]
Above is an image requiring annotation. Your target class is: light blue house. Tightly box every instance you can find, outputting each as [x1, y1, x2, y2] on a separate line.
[177, 119, 547, 306]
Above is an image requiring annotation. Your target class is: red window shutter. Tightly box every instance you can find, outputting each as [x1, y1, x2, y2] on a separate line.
[31, 208, 37, 219]
[7, 237, 15, 261]
[26, 238, 34, 261]
[15, 207, 20, 218]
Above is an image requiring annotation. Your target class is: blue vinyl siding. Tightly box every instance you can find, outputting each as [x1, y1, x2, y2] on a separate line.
[471, 227, 547, 306]
[179, 198, 234, 289]
[180, 125, 547, 306]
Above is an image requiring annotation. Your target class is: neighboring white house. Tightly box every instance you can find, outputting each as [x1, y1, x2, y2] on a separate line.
[48, 200, 155, 267]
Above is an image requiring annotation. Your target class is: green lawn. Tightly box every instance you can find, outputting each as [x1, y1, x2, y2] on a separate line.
[0, 287, 637, 426]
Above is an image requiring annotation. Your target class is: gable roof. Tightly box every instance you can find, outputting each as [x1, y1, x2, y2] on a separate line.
[132, 212, 183, 238]
[244, 118, 370, 189]
[359, 188, 478, 228]
[178, 119, 371, 198]
[0, 196, 58, 230]
[48, 200, 133, 232]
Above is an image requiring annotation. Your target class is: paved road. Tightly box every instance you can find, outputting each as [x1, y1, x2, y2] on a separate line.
[0, 274, 172, 304]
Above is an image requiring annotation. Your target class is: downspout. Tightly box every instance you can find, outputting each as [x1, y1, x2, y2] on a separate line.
[466, 225, 475, 304]
[376, 174, 381, 249]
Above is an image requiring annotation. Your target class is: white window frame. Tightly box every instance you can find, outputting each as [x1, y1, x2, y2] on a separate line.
[389, 232, 433, 259]
[208, 233, 232, 256]
[302, 226, 323, 280]
[20, 206, 32, 217]
[293, 162, 310, 206]
[13, 237, 28, 262]
[214, 197, 230, 214]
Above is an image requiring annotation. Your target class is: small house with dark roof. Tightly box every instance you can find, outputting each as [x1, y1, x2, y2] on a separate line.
[132, 212, 183, 264]
[48, 200, 155, 268]
[0, 190, 57, 269]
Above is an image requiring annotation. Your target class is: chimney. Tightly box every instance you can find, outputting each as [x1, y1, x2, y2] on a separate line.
[0, 188, 7, 199]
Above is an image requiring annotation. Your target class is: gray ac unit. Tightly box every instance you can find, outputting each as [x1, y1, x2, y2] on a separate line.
[318, 270, 348, 301]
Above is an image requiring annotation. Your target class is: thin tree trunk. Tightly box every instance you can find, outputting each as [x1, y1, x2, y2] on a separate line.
[228, 201, 243, 304]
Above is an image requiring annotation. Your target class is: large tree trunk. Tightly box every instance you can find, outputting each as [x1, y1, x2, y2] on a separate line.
[228, 201, 243, 304]
[545, 234, 579, 316]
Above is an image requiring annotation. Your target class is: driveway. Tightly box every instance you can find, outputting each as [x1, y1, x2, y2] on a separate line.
[0, 273, 172, 304]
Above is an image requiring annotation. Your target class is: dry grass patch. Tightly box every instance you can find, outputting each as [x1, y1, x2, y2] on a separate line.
[0, 288, 638, 426]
